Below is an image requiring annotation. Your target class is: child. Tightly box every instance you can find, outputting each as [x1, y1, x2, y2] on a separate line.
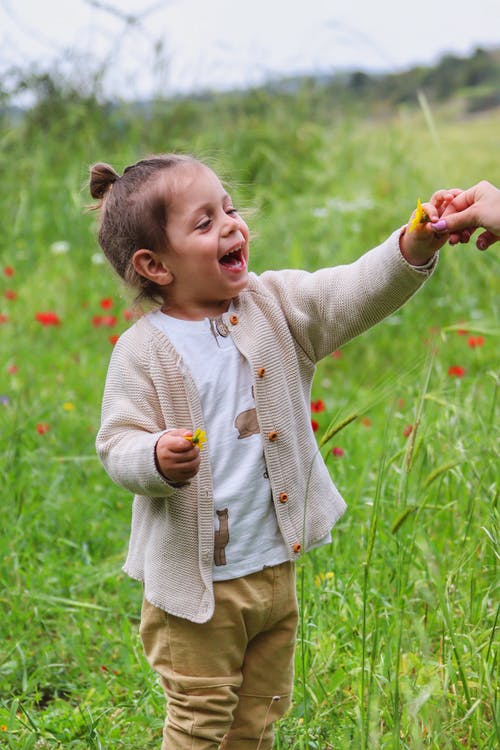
[91, 153, 455, 750]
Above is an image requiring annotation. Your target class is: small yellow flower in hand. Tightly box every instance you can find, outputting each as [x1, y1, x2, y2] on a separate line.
[408, 198, 430, 232]
[185, 428, 207, 450]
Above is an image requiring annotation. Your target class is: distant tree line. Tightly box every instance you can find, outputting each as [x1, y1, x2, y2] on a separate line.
[0, 45, 498, 133]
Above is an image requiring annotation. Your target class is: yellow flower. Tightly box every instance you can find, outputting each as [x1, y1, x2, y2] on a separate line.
[185, 428, 207, 451]
[408, 198, 429, 232]
[63, 402, 75, 411]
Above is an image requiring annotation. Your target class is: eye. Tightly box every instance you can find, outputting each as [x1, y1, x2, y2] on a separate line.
[196, 218, 212, 231]
[226, 207, 238, 215]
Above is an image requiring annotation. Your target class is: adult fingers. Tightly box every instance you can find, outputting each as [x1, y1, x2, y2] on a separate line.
[476, 230, 499, 250]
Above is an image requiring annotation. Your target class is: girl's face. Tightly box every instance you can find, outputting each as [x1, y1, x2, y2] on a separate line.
[159, 164, 250, 320]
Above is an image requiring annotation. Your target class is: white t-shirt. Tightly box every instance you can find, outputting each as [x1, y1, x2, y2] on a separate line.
[148, 309, 290, 580]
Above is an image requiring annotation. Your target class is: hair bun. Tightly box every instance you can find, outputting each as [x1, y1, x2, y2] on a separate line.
[89, 162, 120, 199]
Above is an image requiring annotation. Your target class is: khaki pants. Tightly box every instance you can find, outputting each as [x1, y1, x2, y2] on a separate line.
[140, 561, 298, 750]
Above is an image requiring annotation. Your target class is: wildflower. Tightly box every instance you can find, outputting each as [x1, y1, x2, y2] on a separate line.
[361, 416, 372, 428]
[35, 311, 61, 326]
[311, 419, 319, 432]
[92, 315, 117, 327]
[91, 253, 105, 265]
[100, 297, 113, 309]
[63, 402, 75, 411]
[448, 365, 465, 378]
[100, 665, 109, 672]
[123, 309, 134, 321]
[311, 399, 326, 413]
[185, 428, 207, 450]
[0, 314, 8, 324]
[1, 724, 7, 731]
[403, 424, 414, 438]
[36, 423, 50, 435]
[109, 334, 119, 345]
[4, 290, 17, 300]
[408, 198, 429, 232]
[3, 266, 14, 276]
[456, 327, 469, 336]
[467, 335, 484, 348]
[332, 446, 345, 457]
[331, 349, 342, 359]
[8, 364, 18, 374]
[0, 396, 10, 406]
[50, 241, 70, 254]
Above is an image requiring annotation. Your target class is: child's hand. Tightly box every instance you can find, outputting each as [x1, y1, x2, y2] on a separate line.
[399, 190, 461, 265]
[155, 429, 202, 485]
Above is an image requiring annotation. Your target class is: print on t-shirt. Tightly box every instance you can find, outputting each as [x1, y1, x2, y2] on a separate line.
[214, 508, 229, 566]
[234, 407, 259, 439]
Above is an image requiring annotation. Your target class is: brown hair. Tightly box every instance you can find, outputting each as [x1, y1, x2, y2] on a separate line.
[89, 153, 201, 305]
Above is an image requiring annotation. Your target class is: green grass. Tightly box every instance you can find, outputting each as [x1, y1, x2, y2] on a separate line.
[0, 94, 499, 748]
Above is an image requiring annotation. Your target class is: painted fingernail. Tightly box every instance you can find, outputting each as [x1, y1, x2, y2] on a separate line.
[431, 219, 448, 232]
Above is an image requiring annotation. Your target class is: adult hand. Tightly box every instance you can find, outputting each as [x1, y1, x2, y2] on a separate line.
[155, 429, 201, 485]
[431, 180, 500, 250]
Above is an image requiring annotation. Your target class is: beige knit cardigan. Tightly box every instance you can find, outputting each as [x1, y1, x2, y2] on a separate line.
[96, 229, 435, 622]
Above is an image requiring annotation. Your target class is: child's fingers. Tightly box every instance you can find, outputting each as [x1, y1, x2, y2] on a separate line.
[429, 188, 462, 208]
[157, 430, 199, 455]
[169, 436, 200, 455]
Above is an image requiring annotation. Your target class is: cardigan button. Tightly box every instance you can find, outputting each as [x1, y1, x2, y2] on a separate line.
[278, 492, 289, 503]
[257, 367, 266, 378]
[229, 314, 239, 325]
[292, 543, 302, 554]
[267, 430, 279, 442]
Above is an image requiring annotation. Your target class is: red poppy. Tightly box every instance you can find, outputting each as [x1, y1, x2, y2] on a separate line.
[7, 364, 18, 374]
[0, 314, 8, 324]
[448, 365, 465, 378]
[3, 266, 14, 277]
[92, 315, 117, 327]
[123, 309, 134, 321]
[4, 290, 17, 300]
[361, 417, 372, 428]
[403, 424, 413, 438]
[311, 419, 319, 432]
[331, 350, 342, 359]
[331, 446, 345, 457]
[467, 335, 484, 348]
[311, 399, 326, 413]
[35, 312, 61, 326]
[100, 298, 113, 309]
[109, 334, 119, 345]
[36, 423, 50, 435]
[456, 327, 469, 336]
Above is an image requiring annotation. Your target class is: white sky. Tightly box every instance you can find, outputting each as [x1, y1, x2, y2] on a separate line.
[1, 0, 499, 99]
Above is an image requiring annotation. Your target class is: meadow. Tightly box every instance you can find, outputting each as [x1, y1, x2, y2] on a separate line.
[0, 89, 499, 749]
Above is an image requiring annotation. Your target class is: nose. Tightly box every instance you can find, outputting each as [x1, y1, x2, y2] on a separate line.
[221, 212, 241, 236]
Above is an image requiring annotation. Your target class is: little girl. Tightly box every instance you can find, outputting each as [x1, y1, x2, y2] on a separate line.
[91, 153, 454, 749]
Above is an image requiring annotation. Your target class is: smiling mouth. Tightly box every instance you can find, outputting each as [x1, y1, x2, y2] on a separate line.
[219, 247, 246, 271]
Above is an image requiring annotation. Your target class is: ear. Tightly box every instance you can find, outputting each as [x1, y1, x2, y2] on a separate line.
[132, 249, 173, 286]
